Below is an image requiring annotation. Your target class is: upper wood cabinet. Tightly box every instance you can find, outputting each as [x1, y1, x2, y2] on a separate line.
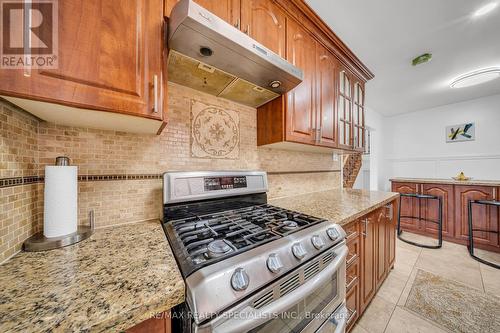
[285, 18, 317, 145]
[165, 0, 372, 152]
[315, 43, 338, 148]
[353, 81, 366, 152]
[240, 0, 286, 57]
[337, 69, 353, 150]
[0, 0, 166, 130]
[257, 18, 343, 151]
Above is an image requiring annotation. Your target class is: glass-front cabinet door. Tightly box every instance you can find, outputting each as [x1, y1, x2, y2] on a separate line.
[353, 82, 366, 152]
[337, 70, 352, 149]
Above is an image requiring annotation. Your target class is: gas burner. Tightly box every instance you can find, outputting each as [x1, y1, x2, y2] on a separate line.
[206, 239, 234, 258]
[282, 220, 298, 230]
[165, 201, 327, 276]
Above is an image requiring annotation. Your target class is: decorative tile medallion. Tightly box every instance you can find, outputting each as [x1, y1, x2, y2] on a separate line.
[190, 100, 240, 159]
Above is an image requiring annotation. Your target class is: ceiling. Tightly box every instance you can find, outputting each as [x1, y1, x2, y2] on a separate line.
[305, 0, 500, 116]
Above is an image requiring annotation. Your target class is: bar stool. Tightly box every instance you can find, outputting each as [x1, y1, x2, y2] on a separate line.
[397, 193, 443, 249]
[467, 199, 500, 269]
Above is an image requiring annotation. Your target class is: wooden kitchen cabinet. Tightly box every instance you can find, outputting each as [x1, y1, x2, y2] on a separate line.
[337, 69, 353, 150]
[352, 80, 366, 152]
[284, 18, 317, 145]
[346, 260, 359, 331]
[386, 202, 397, 269]
[374, 208, 387, 290]
[422, 183, 455, 239]
[315, 43, 339, 148]
[126, 311, 171, 333]
[0, 0, 165, 121]
[391, 182, 420, 233]
[240, 0, 286, 57]
[391, 180, 500, 253]
[257, 20, 341, 150]
[455, 185, 499, 251]
[359, 213, 376, 313]
[344, 200, 397, 332]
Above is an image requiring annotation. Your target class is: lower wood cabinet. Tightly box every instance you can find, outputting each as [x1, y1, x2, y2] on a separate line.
[345, 259, 359, 331]
[422, 183, 455, 239]
[126, 311, 171, 333]
[455, 185, 499, 251]
[392, 181, 500, 253]
[346, 200, 397, 331]
[359, 213, 376, 313]
[374, 208, 387, 290]
[391, 182, 420, 233]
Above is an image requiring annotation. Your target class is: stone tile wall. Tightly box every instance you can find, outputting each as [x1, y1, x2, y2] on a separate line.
[0, 83, 341, 262]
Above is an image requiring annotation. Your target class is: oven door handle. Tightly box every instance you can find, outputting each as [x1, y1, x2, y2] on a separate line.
[316, 303, 348, 333]
[214, 245, 348, 333]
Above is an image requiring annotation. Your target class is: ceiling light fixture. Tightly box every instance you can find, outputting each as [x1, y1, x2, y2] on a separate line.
[450, 67, 500, 88]
[473, 2, 498, 17]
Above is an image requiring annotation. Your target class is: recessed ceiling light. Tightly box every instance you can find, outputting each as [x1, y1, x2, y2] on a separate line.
[473, 2, 498, 17]
[450, 67, 500, 88]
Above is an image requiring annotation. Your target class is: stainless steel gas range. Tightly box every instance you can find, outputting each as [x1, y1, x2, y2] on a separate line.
[162, 171, 348, 333]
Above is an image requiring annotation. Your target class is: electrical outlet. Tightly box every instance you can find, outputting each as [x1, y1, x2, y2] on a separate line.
[332, 153, 339, 162]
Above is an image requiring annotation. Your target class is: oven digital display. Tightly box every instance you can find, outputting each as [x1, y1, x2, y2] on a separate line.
[204, 176, 247, 191]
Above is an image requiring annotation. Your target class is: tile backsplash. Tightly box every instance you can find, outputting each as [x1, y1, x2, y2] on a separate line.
[0, 83, 341, 262]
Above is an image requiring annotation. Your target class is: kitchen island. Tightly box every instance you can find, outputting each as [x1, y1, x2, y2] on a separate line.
[0, 221, 184, 333]
[391, 177, 500, 253]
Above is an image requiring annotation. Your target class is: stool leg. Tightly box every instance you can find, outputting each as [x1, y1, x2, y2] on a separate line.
[468, 200, 474, 257]
[438, 197, 443, 247]
[397, 196, 402, 236]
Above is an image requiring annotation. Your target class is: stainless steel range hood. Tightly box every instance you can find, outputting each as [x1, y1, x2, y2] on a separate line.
[167, 0, 303, 108]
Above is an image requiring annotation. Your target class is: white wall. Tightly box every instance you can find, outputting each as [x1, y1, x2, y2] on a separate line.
[353, 107, 386, 191]
[381, 93, 500, 190]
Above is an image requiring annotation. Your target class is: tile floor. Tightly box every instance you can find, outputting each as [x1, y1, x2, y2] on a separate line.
[352, 233, 500, 333]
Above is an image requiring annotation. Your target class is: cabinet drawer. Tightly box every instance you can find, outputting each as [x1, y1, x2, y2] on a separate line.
[346, 277, 359, 331]
[346, 258, 359, 292]
[346, 235, 360, 267]
[345, 222, 359, 242]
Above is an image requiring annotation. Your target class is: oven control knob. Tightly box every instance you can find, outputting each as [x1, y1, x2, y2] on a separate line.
[311, 235, 325, 250]
[326, 227, 340, 241]
[292, 243, 307, 260]
[231, 268, 250, 291]
[267, 253, 284, 273]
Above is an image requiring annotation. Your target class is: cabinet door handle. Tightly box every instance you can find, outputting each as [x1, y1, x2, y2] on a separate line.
[244, 24, 250, 35]
[152, 75, 159, 113]
[386, 205, 393, 220]
[362, 218, 368, 237]
[234, 18, 240, 30]
[315, 128, 321, 142]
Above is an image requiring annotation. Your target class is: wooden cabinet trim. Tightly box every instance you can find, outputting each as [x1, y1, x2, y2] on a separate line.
[273, 0, 373, 82]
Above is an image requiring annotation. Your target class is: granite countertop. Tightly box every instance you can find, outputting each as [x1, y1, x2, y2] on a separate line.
[270, 188, 399, 226]
[0, 220, 185, 333]
[390, 177, 500, 187]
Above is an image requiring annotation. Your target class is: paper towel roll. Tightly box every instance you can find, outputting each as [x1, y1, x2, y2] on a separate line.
[43, 166, 78, 238]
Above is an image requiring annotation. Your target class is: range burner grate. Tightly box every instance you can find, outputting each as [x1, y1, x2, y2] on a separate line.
[166, 204, 327, 273]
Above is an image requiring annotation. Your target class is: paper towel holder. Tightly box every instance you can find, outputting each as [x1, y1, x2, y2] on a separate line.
[23, 210, 95, 252]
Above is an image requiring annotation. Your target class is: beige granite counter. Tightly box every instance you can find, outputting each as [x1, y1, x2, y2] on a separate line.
[270, 189, 399, 226]
[390, 177, 500, 187]
[0, 220, 185, 333]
